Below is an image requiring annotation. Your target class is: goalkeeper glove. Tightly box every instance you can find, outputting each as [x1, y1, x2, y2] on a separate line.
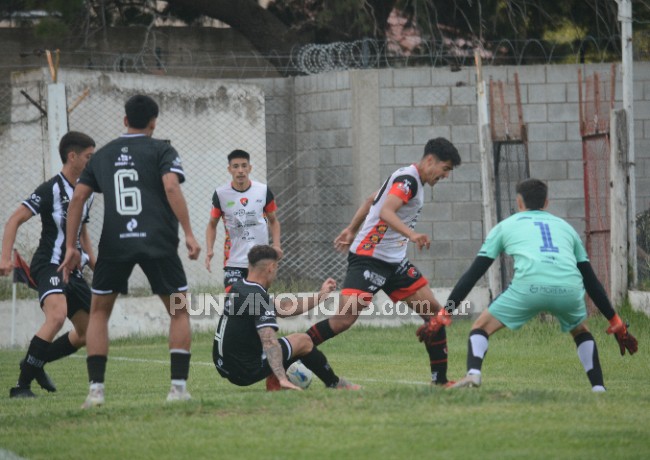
[606, 314, 638, 356]
[416, 309, 452, 344]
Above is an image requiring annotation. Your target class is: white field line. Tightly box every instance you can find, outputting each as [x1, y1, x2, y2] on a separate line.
[70, 354, 430, 386]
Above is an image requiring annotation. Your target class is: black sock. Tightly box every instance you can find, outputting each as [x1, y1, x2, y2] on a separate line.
[18, 336, 50, 388]
[170, 351, 191, 381]
[46, 332, 79, 362]
[87, 355, 107, 384]
[425, 326, 449, 384]
[300, 346, 339, 387]
[467, 329, 489, 373]
[574, 332, 604, 387]
[306, 320, 337, 346]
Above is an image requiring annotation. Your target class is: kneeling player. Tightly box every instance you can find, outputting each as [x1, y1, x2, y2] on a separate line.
[213, 245, 360, 390]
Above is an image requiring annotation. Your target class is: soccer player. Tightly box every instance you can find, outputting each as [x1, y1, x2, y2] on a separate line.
[213, 245, 360, 391]
[1, 131, 96, 398]
[448, 178, 638, 391]
[59, 95, 201, 407]
[307, 137, 462, 386]
[205, 149, 281, 291]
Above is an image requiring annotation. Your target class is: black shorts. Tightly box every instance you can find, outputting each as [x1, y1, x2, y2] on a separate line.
[31, 263, 90, 318]
[214, 337, 294, 386]
[92, 254, 188, 296]
[224, 267, 248, 292]
[342, 253, 428, 302]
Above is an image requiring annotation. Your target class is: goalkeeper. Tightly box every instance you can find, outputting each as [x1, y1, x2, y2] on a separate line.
[445, 178, 637, 391]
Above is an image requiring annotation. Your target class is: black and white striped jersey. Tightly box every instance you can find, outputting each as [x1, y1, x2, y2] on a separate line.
[23, 172, 93, 267]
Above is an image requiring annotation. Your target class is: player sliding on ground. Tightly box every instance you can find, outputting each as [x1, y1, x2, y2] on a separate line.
[307, 138, 461, 386]
[213, 245, 360, 391]
[446, 178, 638, 391]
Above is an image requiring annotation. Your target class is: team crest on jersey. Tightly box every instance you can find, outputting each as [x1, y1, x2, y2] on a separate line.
[240, 198, 248, 207]
[377, 224, 388, 234]
[407, 267, 419, 278]
[370, 234, 380, 244]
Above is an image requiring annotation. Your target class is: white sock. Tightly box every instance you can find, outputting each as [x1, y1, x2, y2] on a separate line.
[89, 382, 104, 391]
[171, 379, 186, 389]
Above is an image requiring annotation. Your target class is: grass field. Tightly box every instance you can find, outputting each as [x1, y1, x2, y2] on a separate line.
[1, 306, 649, 460]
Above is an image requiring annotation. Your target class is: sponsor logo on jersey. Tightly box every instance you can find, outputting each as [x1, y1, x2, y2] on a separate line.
[226, 201, 235, 207]
[363, 270, 386, 286]
[240, 197, 248, 207]
[115, 153, 134, 167]
[377, 224, 388, 234]
[30, 194, 41, 203]
[126, 218, 138, 232]
[121, 147, 128, 153]
[370, 234, 380, 243]
[173, 157, 182, 166]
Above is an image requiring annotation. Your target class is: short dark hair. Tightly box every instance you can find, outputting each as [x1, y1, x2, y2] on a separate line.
[228, 149, 251, 163]
[516, 178, 548, 210]
[248, 245, 278, 266]
[125, 95, 159, 129]
[58, 131, 95, 164]
[424, 138, 461, 166]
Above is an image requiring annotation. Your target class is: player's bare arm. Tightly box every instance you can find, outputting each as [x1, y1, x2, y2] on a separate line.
[204, 216, 220, 272]
[162, 172, 201, 260]
[59, 183, 92, 283]
[257, 327, 301, 390]
[266, 211, 283, 259]
[379, 194, 430, 250]
[0, 205, 33, 276]
[275, 277, 337, 317]
[334, 192, 375, 252]
[79, 224, 96, 270]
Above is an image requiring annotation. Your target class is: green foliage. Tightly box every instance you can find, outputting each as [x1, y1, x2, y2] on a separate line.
[33, 16, 68, 39]
[1, 317, 649, 459]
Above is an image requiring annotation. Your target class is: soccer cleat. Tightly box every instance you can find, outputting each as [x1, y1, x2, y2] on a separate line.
[81, 386, 105, 409]
[332, 377, 361, 390]
[449, 374, 482, 389]
[21, 359, 56, 393]
[592, 385, 606, 393]
[166, 384, 191, 402]
[432, 380, 457, 388]
[265, 374, 281, 392]
[9, 386, 36, 398]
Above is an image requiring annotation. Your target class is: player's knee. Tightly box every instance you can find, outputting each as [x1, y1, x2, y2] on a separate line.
[45, 310, 67, 330]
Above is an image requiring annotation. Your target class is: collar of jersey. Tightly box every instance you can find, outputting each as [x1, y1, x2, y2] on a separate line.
[58, 172, 74, 188]
[120, 133, 147, 138]
[411, 163, 424, 185]
[242, 278, 267, 292]
[230, 182, 252, 193]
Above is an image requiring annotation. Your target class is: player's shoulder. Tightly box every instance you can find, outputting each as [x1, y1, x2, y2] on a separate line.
[249, 180, 268, 191]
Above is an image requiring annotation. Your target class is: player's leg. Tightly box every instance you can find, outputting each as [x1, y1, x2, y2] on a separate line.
[82, 257, 131, 408]
[451, 309, 505, 388]
[570, 323, 605, 392]
[306, 254, 385, 345]
[10, 291, 66, 397]
[46, 275, 91, 363]
[285, 333, 360, 389]
[141, 255, 192, 402]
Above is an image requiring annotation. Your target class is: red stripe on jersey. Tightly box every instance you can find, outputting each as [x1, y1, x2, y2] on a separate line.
[354, 220, 390, 257]
[264, 199, 278, 213]
[388, 276, 428, 302]
[210, 207, 222, 219]
[388, 182, 413, 204]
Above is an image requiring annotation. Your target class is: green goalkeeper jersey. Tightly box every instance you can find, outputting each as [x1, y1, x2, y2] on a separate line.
[478, 210, 589, 286]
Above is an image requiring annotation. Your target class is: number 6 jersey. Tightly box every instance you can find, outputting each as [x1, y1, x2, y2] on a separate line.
[78, 134, 185, 260]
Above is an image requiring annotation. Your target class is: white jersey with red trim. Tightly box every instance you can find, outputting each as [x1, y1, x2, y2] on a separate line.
[351, 164, 423, 263]
[210, 180, 277, 268]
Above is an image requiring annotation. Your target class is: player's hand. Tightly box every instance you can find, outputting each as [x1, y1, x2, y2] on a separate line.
[0, 257, 12, 277]
[319, 278, 337, 296]
[279, 378, 302, 391]
[416, 309, 452, 344]
[205, 251, 214, 272]
[186, 235, 201, 260]
[272, 245, 284, 260]
[334, 228, 355, 253]
[409, 232, 431, 251]
[57, 248, 81, 284]
[606, 315, 638, 356]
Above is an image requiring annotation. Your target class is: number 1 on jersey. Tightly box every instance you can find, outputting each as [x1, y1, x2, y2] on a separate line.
[534, 222, 559, 253]
[114, 169, 142, 215]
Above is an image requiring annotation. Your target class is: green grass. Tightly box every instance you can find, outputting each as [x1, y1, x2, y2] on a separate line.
[1, 307, 649, 460]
